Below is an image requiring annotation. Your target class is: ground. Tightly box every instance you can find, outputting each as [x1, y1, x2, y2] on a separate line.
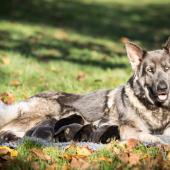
[0, 0, 170, 169]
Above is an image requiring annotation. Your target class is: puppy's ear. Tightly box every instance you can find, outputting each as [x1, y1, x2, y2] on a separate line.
[125, 42, 145, 71]
[163, 37, 170, 53]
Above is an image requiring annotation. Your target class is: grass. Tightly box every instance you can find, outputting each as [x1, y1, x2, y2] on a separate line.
[2, 139, 169, 170]
[0, 20, 130, 100]
[0, 0, 169, 100]
[0, 0, 170, 169]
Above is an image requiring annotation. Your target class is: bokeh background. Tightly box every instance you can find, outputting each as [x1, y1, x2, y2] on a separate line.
[0, 0, 170, 100]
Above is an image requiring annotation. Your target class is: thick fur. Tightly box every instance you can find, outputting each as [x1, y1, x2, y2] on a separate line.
[1, 38, 170, 143]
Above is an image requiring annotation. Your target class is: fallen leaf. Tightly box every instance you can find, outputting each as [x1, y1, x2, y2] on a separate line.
[1, 57, 10, 65]
[64, 144, 77, 154]
[54, 30, 68, 40]
[162, 144, 170, 152]
[167, 151, 170, 161]
[76, 146, 93, 156]
[31, 148, 51, 161]
[76, 72, 86, 81]
[126, 138, 140, 150]
[118, 152, 129, 164]
[63, 154, 72, 161]
[0, 148, 9, 155]
[10, 80, 21, 87]
[0, 92, 15, 104]
[0, 146, 18, 157]
[62, 164, 70, 170]
[120, 37, 129, 43]
[31, 162, 40, 170]
[97, 156, 112, 163]
[128, 153, 140, 165]
[45, 164, 56, 170]
[70, 156, 90, 170]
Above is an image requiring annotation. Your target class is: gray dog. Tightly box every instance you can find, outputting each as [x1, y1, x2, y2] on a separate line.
[1, 37, 170, 143]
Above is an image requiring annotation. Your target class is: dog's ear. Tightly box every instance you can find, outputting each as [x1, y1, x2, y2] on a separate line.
[163, 37, 170, 53]
[125, 42, 145, 71]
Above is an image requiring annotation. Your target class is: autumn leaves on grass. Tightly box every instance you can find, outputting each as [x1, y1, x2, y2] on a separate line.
[2, 139, 170, 170]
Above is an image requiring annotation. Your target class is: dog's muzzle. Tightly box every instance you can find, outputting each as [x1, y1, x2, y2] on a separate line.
[156, 80, 169, 102]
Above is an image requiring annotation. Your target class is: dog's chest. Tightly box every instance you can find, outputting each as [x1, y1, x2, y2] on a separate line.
[138, 107, 170, 132]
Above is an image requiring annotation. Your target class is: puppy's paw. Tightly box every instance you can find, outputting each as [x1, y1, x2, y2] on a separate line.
[0, 131, 20, 142]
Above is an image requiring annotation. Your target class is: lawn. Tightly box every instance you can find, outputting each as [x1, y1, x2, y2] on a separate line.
[0, 0, 170, 169]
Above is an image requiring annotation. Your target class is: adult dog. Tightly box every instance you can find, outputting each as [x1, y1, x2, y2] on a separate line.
[0, 37, 170, 143]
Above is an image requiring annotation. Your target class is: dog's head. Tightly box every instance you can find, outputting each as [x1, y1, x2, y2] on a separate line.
[126, 37, 170, 106]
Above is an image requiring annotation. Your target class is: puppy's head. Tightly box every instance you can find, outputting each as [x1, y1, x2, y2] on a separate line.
[126, 37, 170, 106]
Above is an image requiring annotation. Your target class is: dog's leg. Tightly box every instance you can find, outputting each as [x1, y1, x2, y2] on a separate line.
[120, 125, 164, 143]
[0, 99, 35, 128]
[0, 101, 26, 128]
[163, 127, 170, 136]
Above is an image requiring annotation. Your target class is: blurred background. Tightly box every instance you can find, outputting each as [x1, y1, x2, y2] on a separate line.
[0, 0, 170, 101]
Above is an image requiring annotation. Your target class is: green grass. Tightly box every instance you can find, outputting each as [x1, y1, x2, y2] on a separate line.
[0, 0, 169, 100]
[2, 139, 168, 170]
[0, 0, 170, 169]
[0, 20, 130, 100]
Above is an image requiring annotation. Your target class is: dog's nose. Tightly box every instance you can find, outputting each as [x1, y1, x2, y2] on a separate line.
[157, 80, 168, 92]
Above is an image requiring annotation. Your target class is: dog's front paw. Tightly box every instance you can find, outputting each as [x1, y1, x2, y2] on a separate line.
[139, 133, 164, 144]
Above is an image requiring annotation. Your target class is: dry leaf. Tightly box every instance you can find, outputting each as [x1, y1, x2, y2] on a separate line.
[162, 144, 170, 152]
[31, 162, 40, 170]
[0, 92, 15, 104]
[63, 154, 72, 161]
[10, 80, 21, 87]
[76, 146, 93, 156]
[70, 156, 90, 170]
[0, 146, 18, 157]
[120, 37, 129, 43]
[45, 164, 56, 170]
[54, 30, 68, 40]
[126, 138, 140, 150]
[118, 152, 129, 164]
[1, 57, 10, 65]
[97, 157, 112, 163]
[76, 72, 86, 81]
[0, 148, 9, 155]
[167, 152, 170, 161]
[31, 148, 51, 161]
[128, 153, 140, 165]
[62, 164, 70, 170]
[64, 144, 77, 153]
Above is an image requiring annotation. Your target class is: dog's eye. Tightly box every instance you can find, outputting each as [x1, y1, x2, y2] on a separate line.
[146, 67, 153, 73]
[164, 66, 169, 71]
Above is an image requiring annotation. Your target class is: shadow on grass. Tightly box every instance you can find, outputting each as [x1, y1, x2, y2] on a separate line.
[1, 0, 170, 45]
[0, 29, 128, 70]
[0, 0, 170, 69]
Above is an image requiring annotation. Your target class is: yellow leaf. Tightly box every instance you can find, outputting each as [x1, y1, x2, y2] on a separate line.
[97, 157, 112, 163]
[1, 57, 10, 65]
[0, 146, 18, 157]
[10, 80, 21, 87]
[76, 146, 93, 156]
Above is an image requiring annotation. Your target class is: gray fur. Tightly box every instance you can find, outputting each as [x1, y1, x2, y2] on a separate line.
[1, 38, 170, 144]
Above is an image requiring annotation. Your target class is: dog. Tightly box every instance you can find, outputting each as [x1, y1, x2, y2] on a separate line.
[0, 37, 170, 143]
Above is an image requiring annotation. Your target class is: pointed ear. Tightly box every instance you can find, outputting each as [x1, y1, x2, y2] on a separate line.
[163, 37, 170, 53]
[125, 42, 145, 71]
